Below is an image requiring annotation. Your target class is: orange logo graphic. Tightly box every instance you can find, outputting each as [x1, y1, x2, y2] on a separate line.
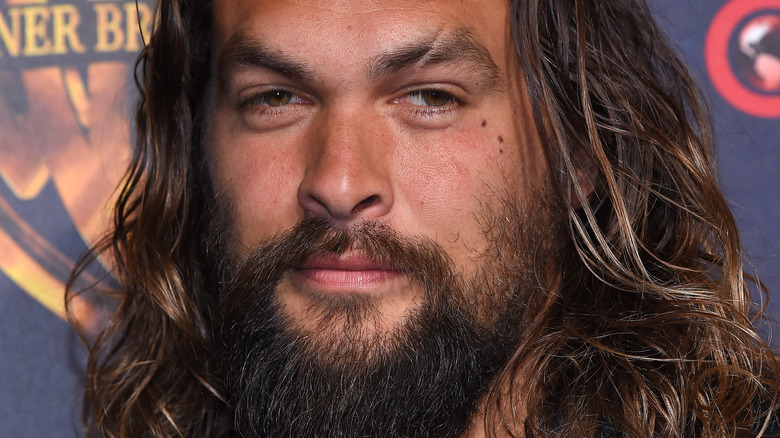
[0, 0, 152, 330]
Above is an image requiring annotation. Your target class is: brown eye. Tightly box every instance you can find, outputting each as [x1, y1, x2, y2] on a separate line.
[261, 90, 296, 106]
[240, 89, 308, 110]
[407, 89, 457, 106]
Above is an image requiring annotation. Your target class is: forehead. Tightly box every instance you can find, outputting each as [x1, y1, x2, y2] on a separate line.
[212, 0, 512, 63]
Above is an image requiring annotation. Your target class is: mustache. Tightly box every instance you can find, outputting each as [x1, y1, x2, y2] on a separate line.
[213, 215, 520, 438]
[217, 216, 455, 310]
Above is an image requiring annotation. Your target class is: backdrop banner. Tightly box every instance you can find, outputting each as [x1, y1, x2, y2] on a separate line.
[0, 0, 778, 436]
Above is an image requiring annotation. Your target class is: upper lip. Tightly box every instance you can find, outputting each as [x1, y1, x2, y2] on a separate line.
[296, 252, 392, 271]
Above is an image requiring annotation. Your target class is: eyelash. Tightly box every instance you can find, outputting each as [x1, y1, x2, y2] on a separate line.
[238, 89, 310, 111]
[397, 88, 463, 117]
[236, 87, 464, 122]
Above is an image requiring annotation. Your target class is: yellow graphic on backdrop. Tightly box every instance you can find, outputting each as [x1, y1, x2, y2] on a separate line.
[0, 0, 151, 330]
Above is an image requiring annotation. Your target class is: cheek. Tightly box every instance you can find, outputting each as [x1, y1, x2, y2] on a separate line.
[395, 139, 471, 218]
[393, 126, 520, 239]
[208, 131, 302, 249]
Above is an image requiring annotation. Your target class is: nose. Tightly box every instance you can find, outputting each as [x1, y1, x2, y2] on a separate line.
[297, 110, 393, 224]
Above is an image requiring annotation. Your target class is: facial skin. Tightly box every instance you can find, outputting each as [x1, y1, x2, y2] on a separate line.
[206, 0, 548, 340]
[204, 0, 557, 435]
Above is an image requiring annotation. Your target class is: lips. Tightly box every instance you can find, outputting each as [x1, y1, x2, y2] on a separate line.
[291, 252, 402, 293]
[297, 252, 391, 271]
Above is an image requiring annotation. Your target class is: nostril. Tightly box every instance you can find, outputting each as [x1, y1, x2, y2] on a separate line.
[351, 195, 380, 215]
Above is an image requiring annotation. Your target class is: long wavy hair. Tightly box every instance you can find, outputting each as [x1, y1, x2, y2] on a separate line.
[66, 0, 780, 436]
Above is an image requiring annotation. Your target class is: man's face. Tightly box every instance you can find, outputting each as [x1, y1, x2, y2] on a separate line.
[207, 0, 549, 340]
[205, 0, 556, 435]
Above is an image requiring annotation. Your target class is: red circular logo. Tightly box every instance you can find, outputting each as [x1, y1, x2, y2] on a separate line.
[705, 0, 780, 118]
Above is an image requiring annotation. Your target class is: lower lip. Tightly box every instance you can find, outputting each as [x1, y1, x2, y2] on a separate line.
[290, 268, 402, 294]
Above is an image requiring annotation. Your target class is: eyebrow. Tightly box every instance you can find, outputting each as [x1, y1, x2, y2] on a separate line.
[217, 34, 318, 87]
[368, 29, 503, 89]
[217, 28, 503, 90]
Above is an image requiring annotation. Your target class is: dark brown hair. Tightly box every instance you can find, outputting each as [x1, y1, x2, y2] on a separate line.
[67, 0, 780, 436]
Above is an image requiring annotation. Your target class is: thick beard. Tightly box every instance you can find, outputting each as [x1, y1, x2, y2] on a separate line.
[210, 198, 557, 438]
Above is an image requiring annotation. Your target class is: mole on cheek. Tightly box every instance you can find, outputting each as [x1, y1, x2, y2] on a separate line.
[497, 136, 504, 143]
[481, 120, 487, 127]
